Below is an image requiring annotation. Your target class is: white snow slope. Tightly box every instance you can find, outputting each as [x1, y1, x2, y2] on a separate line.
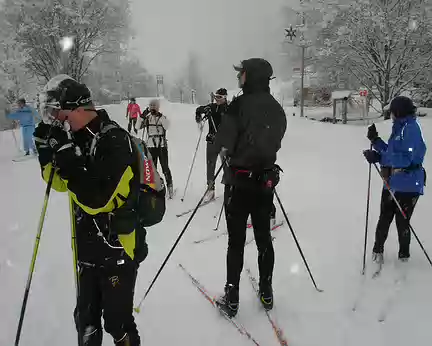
[1, 99, 432, 346]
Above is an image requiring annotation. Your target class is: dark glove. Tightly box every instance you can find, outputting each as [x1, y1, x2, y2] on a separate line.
[363, 149, 381, 164]
[33, 123, 54, 166]
[142, 108, 150, 117]
[47, 126, 73, 152]
[195, 113, 201, 123]
[206, 133, 215, 143]
[33, 122, 52, 143]
[46, 126, 80, 178]
[367, 124, 379, 142]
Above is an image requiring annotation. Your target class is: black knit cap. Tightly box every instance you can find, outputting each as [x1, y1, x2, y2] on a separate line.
[389, 96, 416, 117]
[46, 77, 92, 110]
[215, 88, 227, 96]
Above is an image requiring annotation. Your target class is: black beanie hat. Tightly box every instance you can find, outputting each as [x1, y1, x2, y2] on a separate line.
[46, 77, 92, 110]
[389, 96, 416, 117]
[215, 88, 227, 96]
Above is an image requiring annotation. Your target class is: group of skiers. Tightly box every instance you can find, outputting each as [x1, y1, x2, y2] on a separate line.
[5, 55, 424, 345]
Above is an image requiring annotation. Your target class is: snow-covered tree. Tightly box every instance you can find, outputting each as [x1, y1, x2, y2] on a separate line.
[0, 0, 131, 82]
[314, 0, 432, 109]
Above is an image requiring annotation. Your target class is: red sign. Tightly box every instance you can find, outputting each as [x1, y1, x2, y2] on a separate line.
[359, 90, 368, 97]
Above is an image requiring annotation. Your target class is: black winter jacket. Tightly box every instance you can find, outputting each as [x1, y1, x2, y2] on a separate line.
[37, 110, 148, 266]
[195, 103, 228, 136]
[215, 62, 287, 185]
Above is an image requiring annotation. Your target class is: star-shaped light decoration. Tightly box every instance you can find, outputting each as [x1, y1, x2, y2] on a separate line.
[285, 25, 297, 40]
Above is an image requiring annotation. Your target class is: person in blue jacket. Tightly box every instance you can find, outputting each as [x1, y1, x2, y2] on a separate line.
[7, 98, 39, 155]
[363, 96, 426, 263]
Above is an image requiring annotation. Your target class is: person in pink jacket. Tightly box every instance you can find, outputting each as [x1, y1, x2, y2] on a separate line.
[126, 97, 141, 134]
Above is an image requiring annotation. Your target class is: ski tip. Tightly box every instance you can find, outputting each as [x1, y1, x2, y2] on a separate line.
[133, 307, 141, 313]
[316, 288, 324, 293]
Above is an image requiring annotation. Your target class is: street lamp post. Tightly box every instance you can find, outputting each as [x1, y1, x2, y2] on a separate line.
[285, 0, 310, 118]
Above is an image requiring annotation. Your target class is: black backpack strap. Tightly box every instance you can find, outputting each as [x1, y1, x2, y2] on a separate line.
[89, 122, 122, 157]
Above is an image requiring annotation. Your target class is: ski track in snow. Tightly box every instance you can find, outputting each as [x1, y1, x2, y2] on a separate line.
[1, 98, 432, 345]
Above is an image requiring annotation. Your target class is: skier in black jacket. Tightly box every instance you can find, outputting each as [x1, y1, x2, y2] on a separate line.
[33, 75, 146, 345]
[195, 88, 229, 202]
[214, 58, 287, 318]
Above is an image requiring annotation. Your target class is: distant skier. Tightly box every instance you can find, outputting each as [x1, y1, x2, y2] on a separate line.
[6, 98, 39, 156]
[136, 99, 174, 199]
[126, 97, 140, 134]
[195, 88, 229, 202]
[213, 58, 287, 317]
[33, 75, 147, 345]
[364, 96, 426, 264]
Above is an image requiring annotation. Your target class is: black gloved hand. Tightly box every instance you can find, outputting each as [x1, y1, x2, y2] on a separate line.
[47, 126, 73, 153]
[142, 108, 150, 117]
[46, 126, 80, 178]
[367, 124, 379, 142]
[195, 113, 201, 123]
[33, 123, 54, 166]
[363, 149, 381, 164]
[206, 133, 215, 143]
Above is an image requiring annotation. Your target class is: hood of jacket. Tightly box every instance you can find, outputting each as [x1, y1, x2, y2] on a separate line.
[240, 58, 273, 94]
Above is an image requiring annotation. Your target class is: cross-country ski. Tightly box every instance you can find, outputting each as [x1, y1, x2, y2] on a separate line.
[179, 264, 261, 345]
[176, 196, 221, 218]
[245, 267, 289, 346]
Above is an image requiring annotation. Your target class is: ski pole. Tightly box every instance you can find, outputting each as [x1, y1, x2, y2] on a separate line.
[372, 163, 432, 267]
[15, 163, 56, 346]
[134, 160, 226, 313]
[213, 203, 224, 231]
[181, 125, 204, 202]
[362, 144, 373, 275]
[274, 189, 323, 292]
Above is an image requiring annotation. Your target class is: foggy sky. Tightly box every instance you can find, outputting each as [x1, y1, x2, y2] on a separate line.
[130, 0, 287, 90]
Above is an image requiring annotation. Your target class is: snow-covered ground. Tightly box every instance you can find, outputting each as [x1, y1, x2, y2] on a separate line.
[1, 98, 432, 345]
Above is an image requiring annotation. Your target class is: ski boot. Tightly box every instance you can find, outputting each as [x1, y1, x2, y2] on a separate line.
[215, 284, 239, 318]
[371, 252, 384, 277]
[259, 281, 273, 311]
[372, 252, 384, 264]
[398, 251, 410, 263]
[203, 184, 215, 203]
[167, 184, 174, 199]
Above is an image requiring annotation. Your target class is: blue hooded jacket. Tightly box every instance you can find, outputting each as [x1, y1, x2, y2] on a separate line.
[373, 115, 426, 194]
[6, 105, 39, 128]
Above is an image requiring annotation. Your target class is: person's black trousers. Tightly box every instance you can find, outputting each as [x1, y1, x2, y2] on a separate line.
[206, 141, 221, 188]
[74, 261, 140, 345]
[127, 118, 137, 134]
[149, 147, 173, 186]
[373, 188, 419, 259]
[224, 185, 275, 291]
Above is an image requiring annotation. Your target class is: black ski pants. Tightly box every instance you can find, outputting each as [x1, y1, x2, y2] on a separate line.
[127, 118, 137, 134]
[373, 188, 419, 259]
[224, 185, 275, 291]
[149, 147, 173, 186]
[206, 141, 221, 188]
[74, 261, 140, 346]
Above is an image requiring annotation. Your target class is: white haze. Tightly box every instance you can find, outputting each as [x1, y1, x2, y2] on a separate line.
[130, 0, 288, 90]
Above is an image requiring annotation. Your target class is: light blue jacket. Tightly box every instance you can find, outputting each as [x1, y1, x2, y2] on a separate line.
[7, 106, 40, 127]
